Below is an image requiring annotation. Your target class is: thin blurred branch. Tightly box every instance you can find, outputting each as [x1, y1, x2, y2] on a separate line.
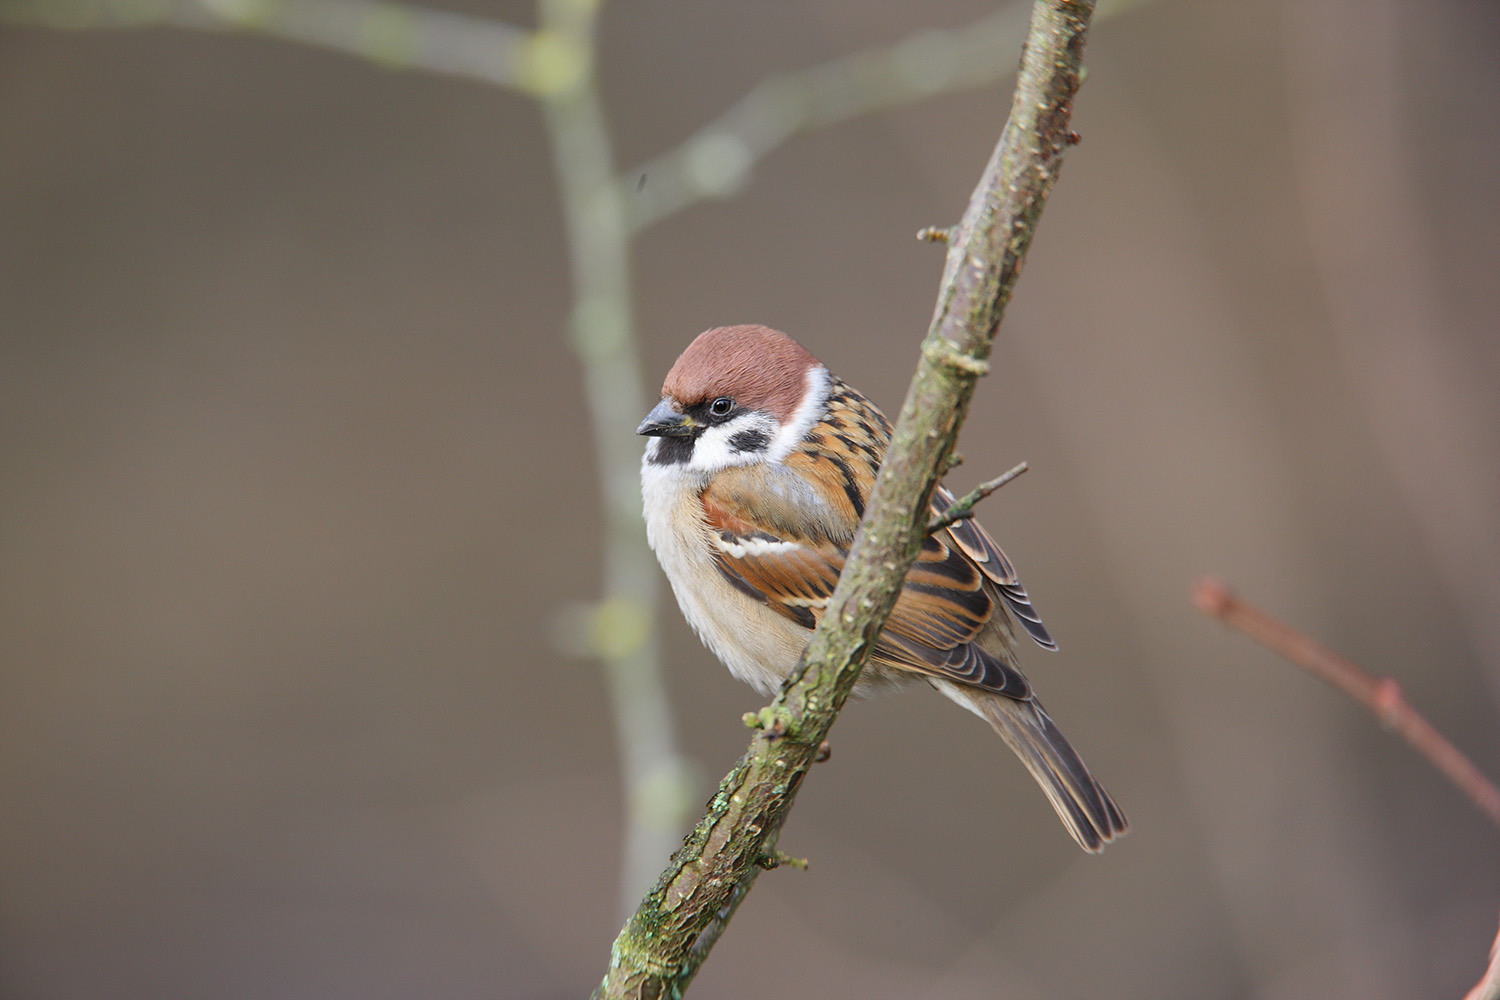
[618, 4, 1031, 231]
[0, 0, 539, 89]
[1192, 576, 1500, 833]
[594, 2, 1099, 994]
[532, 0, 697, 914]
[1194, 577, 1500, 1000]
[621, 0, 1148, 231]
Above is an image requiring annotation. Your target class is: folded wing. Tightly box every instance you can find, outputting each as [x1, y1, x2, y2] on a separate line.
[700, 481, 1051, 699]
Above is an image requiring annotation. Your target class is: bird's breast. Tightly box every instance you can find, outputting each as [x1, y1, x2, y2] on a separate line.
[640, 463, 815, 694]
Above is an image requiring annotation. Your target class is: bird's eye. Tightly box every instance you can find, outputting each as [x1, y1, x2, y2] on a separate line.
[709, 397, 734, 417]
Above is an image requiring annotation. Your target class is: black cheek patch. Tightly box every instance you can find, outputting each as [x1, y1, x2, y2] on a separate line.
[648, 436, 694, 465]
[728, 429, 770, 453]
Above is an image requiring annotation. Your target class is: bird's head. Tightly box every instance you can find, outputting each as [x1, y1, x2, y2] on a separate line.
[638, 325, 830, 474]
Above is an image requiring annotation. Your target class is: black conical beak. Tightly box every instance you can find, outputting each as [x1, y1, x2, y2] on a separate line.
[637, 399, 695, 437]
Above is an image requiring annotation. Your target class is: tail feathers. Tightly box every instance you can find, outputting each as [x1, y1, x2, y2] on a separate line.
[932, 679, 1128, 853]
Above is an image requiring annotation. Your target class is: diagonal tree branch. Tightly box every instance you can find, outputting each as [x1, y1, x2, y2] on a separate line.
[593, 2, 1099, 995]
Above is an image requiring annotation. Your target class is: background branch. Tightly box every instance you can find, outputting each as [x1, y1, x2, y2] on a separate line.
[1192, 576, 1500, 833]
[1466, 922, 1500, 1000]
[531, 0, 698, 913]
[1194, 577, 1500, 1000]
[0, 0, 539, 89]
[594, 2, 1098, 994]
[618, 4, 1031, 231]
[621, 0, 1146, 230]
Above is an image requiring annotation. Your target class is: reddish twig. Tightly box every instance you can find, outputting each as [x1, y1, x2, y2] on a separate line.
[1464, 918, 1500, 1000]
[1192, 576, 1500, 835]
[1195, 576, 1500, 1000]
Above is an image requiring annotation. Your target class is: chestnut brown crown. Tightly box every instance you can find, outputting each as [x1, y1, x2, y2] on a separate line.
[660, 325, 822, 422]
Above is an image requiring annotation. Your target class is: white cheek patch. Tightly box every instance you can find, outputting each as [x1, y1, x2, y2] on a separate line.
[687, 414, 776, 474]
[767, 365, 830, 463]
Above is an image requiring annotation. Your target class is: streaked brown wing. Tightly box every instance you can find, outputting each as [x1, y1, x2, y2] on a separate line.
[699, 483, 844, 631]
[701, 479, 1036, 698]
[932, 487, 1056, 650]
[876, 528, 1033, 698]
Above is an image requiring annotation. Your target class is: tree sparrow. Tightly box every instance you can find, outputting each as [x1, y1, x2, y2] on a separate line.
[638, 325, 1126, 852]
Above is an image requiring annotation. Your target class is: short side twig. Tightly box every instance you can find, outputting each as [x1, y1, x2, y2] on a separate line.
[917, 225, 956, 244]
[927, 461, 1028, 535]
[756, 849, 809, 871]
[1192, 577, 1500, 834]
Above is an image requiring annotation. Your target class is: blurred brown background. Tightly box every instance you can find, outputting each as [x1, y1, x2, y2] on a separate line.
[3, 1, 1499, 997]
